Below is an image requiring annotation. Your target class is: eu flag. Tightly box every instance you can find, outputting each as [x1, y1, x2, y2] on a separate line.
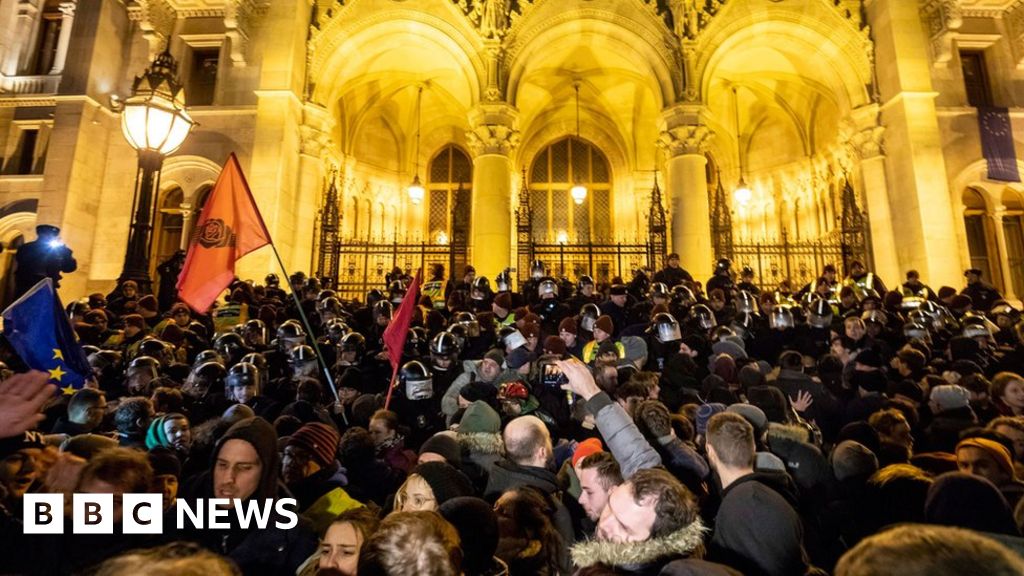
[2, 278, 91, 395]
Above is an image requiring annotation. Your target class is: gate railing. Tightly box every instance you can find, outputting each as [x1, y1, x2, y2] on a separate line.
[731, 227, 863, 292]
[322, 239, 455, 301]
[519, 239, 656, 285]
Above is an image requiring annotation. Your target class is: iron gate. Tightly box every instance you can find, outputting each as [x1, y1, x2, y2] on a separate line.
[712, 177, 870, 292]
[312, 171, 466, 302]
[514, 171, 666, 285]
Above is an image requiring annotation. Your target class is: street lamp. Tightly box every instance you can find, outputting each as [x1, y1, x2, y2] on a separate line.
[117, 50, 194, 293]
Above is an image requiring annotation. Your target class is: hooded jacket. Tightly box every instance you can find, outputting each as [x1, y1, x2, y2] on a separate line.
[708, 471, 813, 576]
[443, 359, 516, 417]
[570, 518, 706, 575]
[178, 417, 318, 576]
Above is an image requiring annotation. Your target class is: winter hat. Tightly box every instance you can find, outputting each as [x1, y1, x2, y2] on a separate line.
[148, 447, 182, 479]
[930, 384, 971, 412]
[544, 335, 567, 356]
[956, 438, 1015, 479]
[595, 315, 614, 335]
[460, 381, 498, 404]
[506, 346, 535, 370]
[459, 400, 501, 434]
[419, 432, 462, 466]
[493, 292, 512, 311]
[0, 430, 46, 459]
[287, 422, 340, 468]
[137, 295, 158, 313]
[937, 286, 957, 299]
[438, 497, 501, 575]
[513, 307, 530, 321]
[712, 338, 746, 360]
[483, 348, 505, 368]
[60, 433, 117, 459]
[609, 284, 628, 296]
[696, 403, 727, 436]
[559, 317, 578, 336]
[412, 461, 474, 505]
[520, 322, 541, 340]
[122, 314, 146, 330]
[658, 560, 742, 576]
[951, 294, 972, 310]
[925, 472, 1019, 536]
[145, 413, 186, 451]
[831, 440, 879, 482]
[572, 438, 605, 468]
[726, 404, 768, 437]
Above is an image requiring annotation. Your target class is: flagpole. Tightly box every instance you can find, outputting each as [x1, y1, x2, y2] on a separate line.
[267, 244, 347, 424]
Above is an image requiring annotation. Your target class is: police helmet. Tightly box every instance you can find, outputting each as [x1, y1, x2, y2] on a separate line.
[769, 307, 795, 330]
[689, 304, 717, 330]
[736, 291, 758, 314]
[399, 360, 434, 400]
[340, 332, 366, 356]
[579, 303, 601, 332]
[649, 283, 670, 300]
[226, 362, 259, 389]
[808, 299, 833, 329]
[265, 273, 280, 287]
[652, 312, 682, 343]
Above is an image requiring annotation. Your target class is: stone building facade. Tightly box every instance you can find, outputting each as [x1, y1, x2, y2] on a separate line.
[0, 0, 1021, 301]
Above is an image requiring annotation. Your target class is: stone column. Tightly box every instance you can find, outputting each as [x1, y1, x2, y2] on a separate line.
[48, 2, 75, 75]
[297, 105, 333, 272]
[848, 104, 900, 284]
[990, 206, 1017, 300]
[658, 105, 713, 279]
[865, 0, 962, 287]
[467, 102, 519, 281]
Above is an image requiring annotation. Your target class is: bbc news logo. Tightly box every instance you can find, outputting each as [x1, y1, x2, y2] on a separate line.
[23, 494, 299, 534]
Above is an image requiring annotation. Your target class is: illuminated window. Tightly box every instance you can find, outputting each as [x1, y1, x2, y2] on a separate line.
[427, 145, 472, 243]
[528, 137, 611, 242]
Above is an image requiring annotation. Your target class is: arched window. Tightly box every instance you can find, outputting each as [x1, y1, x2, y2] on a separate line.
[529, 137, 611, 242]
[152, 187, 184, 274]
[428, 146, 472, 243]
[962, 188, 995, 282]
[1001, 190, 1024, 298]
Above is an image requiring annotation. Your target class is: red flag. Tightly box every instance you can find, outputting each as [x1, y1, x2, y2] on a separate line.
[176, 153, 271, 313]
[383, 269, 421, 408]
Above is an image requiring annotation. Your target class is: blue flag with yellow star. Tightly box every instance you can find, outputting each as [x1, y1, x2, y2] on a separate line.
[2, 278, 91, 394]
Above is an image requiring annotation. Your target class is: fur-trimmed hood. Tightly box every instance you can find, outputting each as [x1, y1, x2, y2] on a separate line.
[570, 519, 706, 570]
[766, 422, 810, 443]
[458, 431, 505, 456]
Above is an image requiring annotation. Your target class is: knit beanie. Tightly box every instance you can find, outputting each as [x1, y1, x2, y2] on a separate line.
[483, 348, 505, 368]
[572, 438, 604, 468]
[438, 497, 500, 575]
[925, 472, 1019, 536]
[930, 384, 971, 412]
[459, 400, 501, 434]
[521, 322, 540, 340]
[137, 295, 158, 313]
[596, 340, 620, 358]
[696, 403, 727, 436]
[419, 432, 462, 466]
[559, 316, 578, 336]
[957, 438, 1015, 479]
[595, 315, 614, 335]
[831, 440, 879, 482]
[544, 335, 567, 356]
[412, 461, 474, 505]
[122, 314, 146, 330]
[494, 292, 512, 311]
[148, 446, 182, 479]
[287, 422, 340, 468]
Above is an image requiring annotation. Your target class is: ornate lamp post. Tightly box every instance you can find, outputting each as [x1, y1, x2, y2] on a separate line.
[117, 50, 195, 293]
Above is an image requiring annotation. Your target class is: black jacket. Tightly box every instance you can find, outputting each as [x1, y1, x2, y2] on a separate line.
[709, 472, 813, 576]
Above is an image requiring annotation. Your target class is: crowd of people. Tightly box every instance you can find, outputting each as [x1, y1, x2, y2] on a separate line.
[1, 248, 1024, 576]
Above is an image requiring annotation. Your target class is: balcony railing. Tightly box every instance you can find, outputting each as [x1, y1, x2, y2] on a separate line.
[0, 74, 61, 95]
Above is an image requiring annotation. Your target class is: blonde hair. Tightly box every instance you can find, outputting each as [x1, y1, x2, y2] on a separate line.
[394, 473, 434, 512]
[358, 511, 461, 576]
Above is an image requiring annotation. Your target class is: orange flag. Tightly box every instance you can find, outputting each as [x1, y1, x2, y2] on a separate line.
[176, 153, 270, 313]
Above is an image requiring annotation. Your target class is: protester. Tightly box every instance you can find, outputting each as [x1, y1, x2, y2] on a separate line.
[0, 260, 1022, 576]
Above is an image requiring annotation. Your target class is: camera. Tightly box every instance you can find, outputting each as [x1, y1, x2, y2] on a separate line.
[47, 239, 64, 250]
